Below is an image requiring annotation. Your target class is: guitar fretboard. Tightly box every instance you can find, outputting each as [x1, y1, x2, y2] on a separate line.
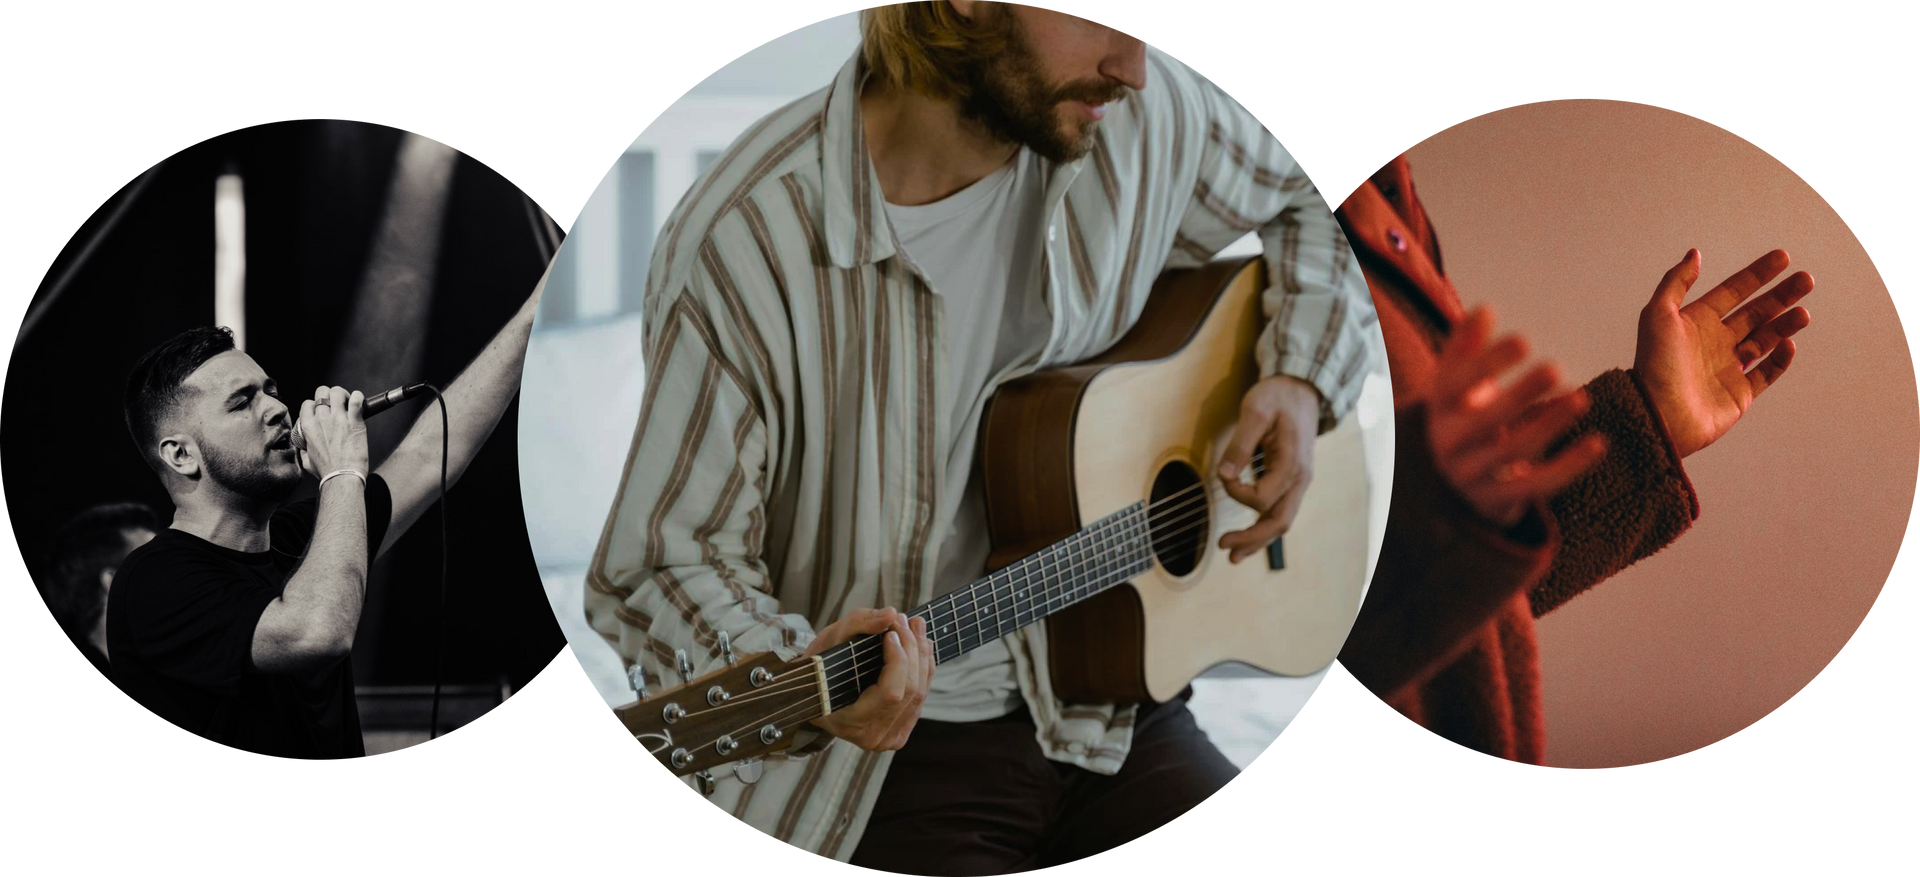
[820, 502, 1153, 712]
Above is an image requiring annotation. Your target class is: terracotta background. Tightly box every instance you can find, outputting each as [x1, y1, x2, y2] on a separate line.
[1397, 100, 1914, 767]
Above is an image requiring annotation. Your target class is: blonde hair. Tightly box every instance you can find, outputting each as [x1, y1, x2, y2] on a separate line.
[859, 3, 1014, 100]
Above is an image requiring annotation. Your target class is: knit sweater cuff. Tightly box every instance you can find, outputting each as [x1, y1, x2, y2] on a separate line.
[1529, 368, 1699, 616]
[1625, 368, 1701, 520]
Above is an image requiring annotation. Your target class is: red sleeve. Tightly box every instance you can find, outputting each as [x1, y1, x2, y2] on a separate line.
[1338, 405, 1558, 701]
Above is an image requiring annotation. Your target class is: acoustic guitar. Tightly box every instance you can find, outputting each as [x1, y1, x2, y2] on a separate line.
[614, 257, 1370, 780]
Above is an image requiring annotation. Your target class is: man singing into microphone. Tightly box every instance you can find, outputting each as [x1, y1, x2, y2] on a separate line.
[104, 288, 538, 758]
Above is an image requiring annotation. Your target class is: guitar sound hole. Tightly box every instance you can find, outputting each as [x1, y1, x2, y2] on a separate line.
[1147, 460, 1206, 576]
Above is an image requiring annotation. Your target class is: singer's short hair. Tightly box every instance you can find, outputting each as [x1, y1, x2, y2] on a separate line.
[860, 2, 1014, 101]
[123, 326, 236, 474]
[39, 501, 160, 654]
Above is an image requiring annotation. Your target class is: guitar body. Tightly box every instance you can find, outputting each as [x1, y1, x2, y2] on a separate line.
[981, 258, 1370, 703]
[616, 258, 1372, 779]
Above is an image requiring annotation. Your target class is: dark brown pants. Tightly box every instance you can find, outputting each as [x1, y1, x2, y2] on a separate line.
[847, 697, 1238, 876]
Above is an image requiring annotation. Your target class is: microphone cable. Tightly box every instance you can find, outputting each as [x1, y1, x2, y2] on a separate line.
[420, 385, 451, 740]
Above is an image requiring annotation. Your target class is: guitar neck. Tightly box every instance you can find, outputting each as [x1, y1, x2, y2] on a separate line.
[818, 501, 1154, 712]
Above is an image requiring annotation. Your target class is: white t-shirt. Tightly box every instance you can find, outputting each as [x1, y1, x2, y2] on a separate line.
[884, 149, 1052, 722]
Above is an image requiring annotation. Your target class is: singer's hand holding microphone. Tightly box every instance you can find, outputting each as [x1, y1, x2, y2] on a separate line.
[290, 382, 431, 485]
[296, 385, 370, 486]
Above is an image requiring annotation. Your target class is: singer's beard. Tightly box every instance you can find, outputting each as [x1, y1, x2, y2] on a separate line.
[954, 11, 1130, 164]
[203, 443, 301, 504]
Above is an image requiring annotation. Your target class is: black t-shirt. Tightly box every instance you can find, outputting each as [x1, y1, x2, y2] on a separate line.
[106, 476, 392, 759]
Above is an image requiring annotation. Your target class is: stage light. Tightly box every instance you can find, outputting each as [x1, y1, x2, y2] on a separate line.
[215, 172, 245, 351]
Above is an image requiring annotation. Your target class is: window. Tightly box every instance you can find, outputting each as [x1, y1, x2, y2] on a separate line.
[538, 233, 578, 325]
[537, 149, 657, 327]
[618, 151, 655, 315]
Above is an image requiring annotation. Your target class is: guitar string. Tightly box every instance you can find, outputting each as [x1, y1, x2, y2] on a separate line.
[668, 563, 1119, 755]
[664, 533, 1131, 739]
[1139, 453, 1270, 530]
[839, 520, 1132, 682]
[644, 496, 1269, 761]
[645, 650, 951, 744]
[689, 694, 833, 761]
[810, 496, 1239, 697]
[813, 555, 1149, 699]
[890, 470, 1223, 651]
[633, 464, 1290, 759]
[629, 663, 840, 752]
[810, 468, 1274, 702]
[673, 510, 1220, 762]
[807, 524, 1134, 685]
[661, 550, 1213, 763]
[649, 645, 922, 727]
[644, 454, 1277, 741]
[798, 498, 1248, 704]
[901, 487, 1232, 669]
[656, 672, 825, 720]
[654, 451, 1263, 703]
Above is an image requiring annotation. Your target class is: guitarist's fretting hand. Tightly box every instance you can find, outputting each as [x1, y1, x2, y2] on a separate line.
[1217, 375, 1323, 563]
[799, 607, 935, 751]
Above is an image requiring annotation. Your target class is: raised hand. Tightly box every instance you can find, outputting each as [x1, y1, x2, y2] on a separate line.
[801, 607, 934, 751]
[1217, 374, 1322, 563]
[1426, 307, 1607, 528]
[1634, 249, 1813, 458]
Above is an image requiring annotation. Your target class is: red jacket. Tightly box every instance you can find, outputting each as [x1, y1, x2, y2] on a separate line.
[1335, 156, 1699, 763]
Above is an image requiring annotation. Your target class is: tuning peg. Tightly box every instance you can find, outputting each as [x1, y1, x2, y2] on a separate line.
[675, 649, 693, 684]
[693, 770, 717, 797]
[735, 758, 763, 785]
[627, 664, 649, 697]
[719, 630, 737, 666]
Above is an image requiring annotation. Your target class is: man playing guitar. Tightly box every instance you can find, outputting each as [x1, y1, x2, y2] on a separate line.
[586, 3, 1374, 870]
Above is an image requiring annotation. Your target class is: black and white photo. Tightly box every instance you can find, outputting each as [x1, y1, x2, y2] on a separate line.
[4, 119, 565, 757]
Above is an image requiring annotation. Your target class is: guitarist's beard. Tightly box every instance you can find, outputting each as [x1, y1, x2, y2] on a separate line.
[955, 12, 1132, 164]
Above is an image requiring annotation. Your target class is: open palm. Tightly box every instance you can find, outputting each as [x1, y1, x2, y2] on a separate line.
[1634, 249, 1813, 459]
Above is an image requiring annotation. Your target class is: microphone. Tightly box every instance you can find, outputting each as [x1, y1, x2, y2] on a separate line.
[289, 383, 431, 450]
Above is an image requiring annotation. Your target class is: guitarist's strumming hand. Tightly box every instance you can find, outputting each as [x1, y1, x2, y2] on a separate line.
[1426, 307, 1606, 528]
[1218, 375, 1321, 563]
[800, 607, 935, 751]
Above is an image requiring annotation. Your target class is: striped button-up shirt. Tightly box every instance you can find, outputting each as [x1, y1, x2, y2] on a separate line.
[584, 49, 1375, 859]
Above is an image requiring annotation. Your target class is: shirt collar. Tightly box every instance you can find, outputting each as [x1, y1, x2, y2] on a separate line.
[821, 52, 896, 269]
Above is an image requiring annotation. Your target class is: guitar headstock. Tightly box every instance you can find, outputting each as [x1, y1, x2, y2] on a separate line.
[613, 649, 828, 777]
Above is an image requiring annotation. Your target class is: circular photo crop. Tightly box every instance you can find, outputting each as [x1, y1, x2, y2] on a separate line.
[4, 119, 566, 758]
[518, 3, 1391, 871]
[1336, 99, 1913, 768]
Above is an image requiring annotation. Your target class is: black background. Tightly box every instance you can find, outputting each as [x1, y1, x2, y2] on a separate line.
[3, 120, 564, 695]
[11, 1, 1904, 859]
